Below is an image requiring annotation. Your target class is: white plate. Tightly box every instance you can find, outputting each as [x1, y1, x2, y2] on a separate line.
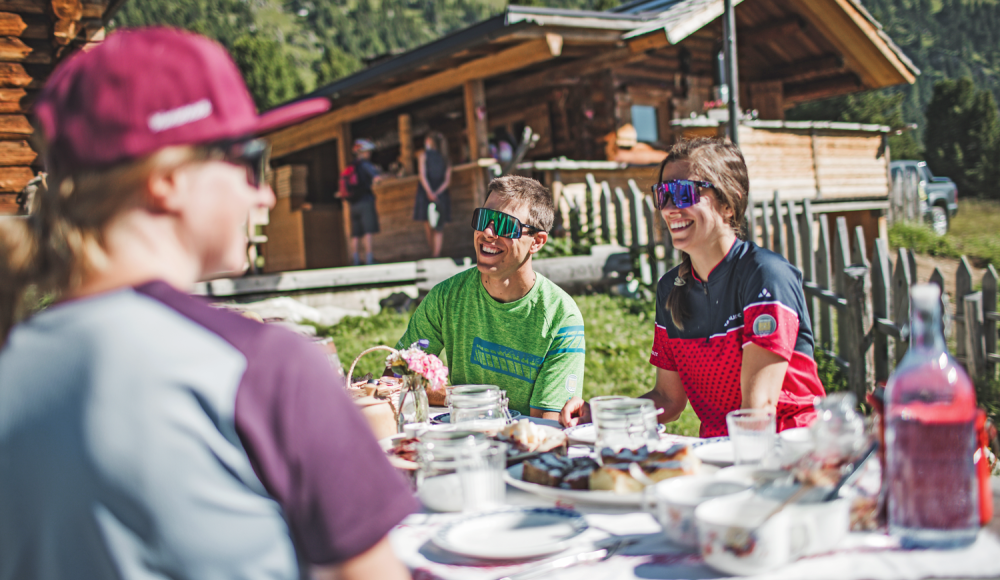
[431, 507, 587, 560]
[563, 422, 667, 445]
[431, 410, 522, 425]
[692, 437, 734, 466]
[504, 463, 644, 506]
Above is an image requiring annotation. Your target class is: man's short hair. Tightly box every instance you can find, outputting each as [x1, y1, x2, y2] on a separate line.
[485, 175, 554, 233]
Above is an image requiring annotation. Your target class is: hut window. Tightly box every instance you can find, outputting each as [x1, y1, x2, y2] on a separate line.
[631, 105, 659, 143]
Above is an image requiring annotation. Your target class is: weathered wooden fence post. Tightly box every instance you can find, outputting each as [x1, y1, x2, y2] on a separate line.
[599, 181, 612, 244]
[872, 238, 893, 382]
[644, 196, 659, 284]
[772, 191, 786, 258]
[747, 201, 758, 246]
[628, 180, 647, 248]
[613, 186, 628, 247]
[844, 264, 875, 400]
[833, 217, 852, 358]
[955, 257, 973, 363]
[786, 201, 800, 270]
[851, 225, 869, 267]
[984, 265, 999, 377]
[761, 197, 772, 251]
[585, 173, 600, 235]
[892, 248, 913, 364]
[800, 200, 816, 327]
[816, 214, 834, 348]
[963, 291, 985, 378]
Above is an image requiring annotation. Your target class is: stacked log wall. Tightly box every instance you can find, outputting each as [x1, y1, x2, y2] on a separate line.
[0, 0, 109, 214]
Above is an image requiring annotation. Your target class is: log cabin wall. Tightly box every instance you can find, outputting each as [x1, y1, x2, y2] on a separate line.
[370, 162, 483, 263]
[0, 0, 113, 215]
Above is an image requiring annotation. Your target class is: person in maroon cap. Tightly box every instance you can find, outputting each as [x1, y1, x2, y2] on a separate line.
[0, 27, 415, 580]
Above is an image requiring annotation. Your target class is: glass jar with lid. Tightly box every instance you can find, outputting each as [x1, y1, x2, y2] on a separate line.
[592, 398, 658, 453]
[449, 385, 508, 435]
[416, 428, 492, 512]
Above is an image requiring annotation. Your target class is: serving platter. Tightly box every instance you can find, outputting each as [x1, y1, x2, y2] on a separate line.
[504, 463, 645, 506]
[432, 507, 588, 560]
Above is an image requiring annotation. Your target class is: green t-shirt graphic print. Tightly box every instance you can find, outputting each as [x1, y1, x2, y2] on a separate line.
[397, 268, 586, 415]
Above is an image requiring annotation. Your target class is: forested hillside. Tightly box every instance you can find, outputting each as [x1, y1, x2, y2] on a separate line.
[111, 0, 617, 109]
[112, 0, 1000, 173]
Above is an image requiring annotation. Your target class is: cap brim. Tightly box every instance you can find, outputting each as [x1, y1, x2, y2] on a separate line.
[255, 97, 331, 135]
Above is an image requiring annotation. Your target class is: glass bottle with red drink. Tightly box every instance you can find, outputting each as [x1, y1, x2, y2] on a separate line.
[885, 283, 979, 548]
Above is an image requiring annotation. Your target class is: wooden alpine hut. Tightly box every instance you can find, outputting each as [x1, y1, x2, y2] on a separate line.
[259, 0, 918, 270]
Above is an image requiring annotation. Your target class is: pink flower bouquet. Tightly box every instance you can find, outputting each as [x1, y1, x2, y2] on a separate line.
[386, 340, 449, 399]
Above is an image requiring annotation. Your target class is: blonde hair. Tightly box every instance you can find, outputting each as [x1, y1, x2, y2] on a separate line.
[0, 146, 208, 347]
[659, 138, 749, 330]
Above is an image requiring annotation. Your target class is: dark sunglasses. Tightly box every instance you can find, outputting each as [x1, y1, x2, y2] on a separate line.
[210, 138, 270, 188]
[651, 179, 714, 209]
[471, 207, 545, 239]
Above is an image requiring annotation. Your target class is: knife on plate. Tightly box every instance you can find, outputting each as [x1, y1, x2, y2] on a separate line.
[494, 538, 630, 580]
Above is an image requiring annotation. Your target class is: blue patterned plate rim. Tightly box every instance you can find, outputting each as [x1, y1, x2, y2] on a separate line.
[431, 410, 521, 425]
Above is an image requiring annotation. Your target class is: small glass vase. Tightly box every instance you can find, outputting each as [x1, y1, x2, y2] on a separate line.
[398, 374, 430, 431]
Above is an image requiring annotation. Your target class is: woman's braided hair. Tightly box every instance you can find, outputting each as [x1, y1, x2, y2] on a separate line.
[660, 138, 749, 330]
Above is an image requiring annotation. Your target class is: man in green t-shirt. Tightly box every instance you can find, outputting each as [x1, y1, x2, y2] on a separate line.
[396, 176, 585, 419]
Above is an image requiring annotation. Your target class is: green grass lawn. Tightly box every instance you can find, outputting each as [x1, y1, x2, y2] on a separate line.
[889, 198, 1000, 270]
[314, 294, 701, 437]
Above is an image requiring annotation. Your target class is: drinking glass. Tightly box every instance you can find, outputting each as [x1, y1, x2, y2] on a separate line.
[450, 385, 506, 435]
[726, 409, 776, 465]
[457, 440, 508, 512]
[416, 429, 489, 512]
[593, 398, 658, 453]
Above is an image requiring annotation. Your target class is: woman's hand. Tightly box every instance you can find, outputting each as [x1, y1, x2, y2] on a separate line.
[739, 343, 788, 412]
[559, 396, 590, 427]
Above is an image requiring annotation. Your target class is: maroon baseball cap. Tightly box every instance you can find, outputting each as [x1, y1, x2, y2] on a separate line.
[34, 27, 330, 174]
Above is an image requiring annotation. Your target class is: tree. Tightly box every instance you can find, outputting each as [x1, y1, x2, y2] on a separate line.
[923, 77, 1000, 197]
[315, 43, 363, 86]
[231, 34, 300, 110]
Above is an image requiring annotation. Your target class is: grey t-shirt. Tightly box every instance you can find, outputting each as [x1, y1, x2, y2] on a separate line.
[0, 282, 416, 580]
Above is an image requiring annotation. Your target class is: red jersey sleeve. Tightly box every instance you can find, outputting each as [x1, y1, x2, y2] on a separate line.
[740, 257, 808, 362]
[650, 324, 677, 370]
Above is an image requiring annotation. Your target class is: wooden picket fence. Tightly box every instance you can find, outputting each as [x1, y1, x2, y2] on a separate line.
[557, 176, 1000, 397]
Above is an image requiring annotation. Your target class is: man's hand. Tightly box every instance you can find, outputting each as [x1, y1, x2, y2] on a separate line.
[559, 396, 591, 427]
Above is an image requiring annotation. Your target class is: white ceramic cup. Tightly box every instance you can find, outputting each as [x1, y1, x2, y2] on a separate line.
[758, 486, 850, 556]
[653, 476, 751, 548]
[695, 494, 810, 576]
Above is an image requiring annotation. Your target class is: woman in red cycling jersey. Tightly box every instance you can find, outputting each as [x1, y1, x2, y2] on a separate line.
[562, 138, 825, 437]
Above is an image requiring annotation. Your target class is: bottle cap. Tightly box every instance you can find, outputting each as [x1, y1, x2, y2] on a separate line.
[910, 283, 941, 309]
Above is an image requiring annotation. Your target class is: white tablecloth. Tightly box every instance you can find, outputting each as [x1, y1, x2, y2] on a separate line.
[390, 450, 1000, 580]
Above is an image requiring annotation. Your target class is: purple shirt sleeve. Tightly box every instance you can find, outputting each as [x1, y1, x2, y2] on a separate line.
[233, 329, 418, 564]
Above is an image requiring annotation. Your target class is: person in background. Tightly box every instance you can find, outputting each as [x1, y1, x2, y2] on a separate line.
[395, 176, 585, 419]
[413, 131, 452, 257]
[339, 138, 383, 265]
[0, 28, 415, 580]
[560, 138, 825, 437]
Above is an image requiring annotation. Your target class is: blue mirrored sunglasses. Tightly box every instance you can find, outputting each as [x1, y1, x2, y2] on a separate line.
[650, 179, 714, 209]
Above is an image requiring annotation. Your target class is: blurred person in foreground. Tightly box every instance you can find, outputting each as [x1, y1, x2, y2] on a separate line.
[395, 176, 585, 420]
[560, 138, 825, 436]
[0, 28, 415, 580]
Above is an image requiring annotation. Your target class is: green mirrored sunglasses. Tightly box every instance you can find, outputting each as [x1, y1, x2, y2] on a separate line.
[471, 207, 545, 239]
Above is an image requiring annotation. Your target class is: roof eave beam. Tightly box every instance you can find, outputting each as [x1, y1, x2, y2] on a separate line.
[268, 35, 564, 158]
